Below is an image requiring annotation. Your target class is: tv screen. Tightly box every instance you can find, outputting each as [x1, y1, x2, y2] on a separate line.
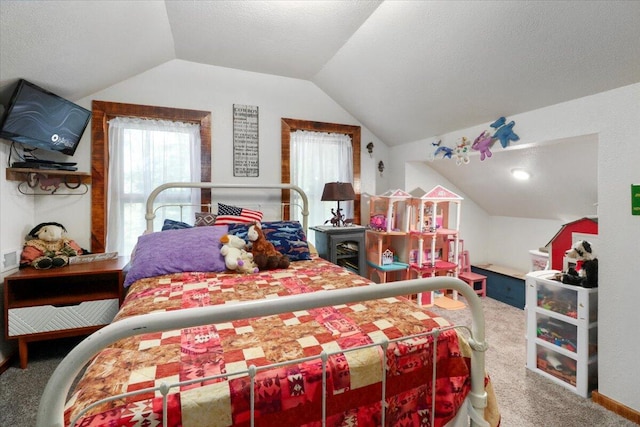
[0, 79, 90, 156]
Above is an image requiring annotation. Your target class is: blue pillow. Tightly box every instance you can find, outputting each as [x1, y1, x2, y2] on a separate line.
[162, 219, 193, 230]
[228, 221, 311, 261]
[125, 225, 228, 287]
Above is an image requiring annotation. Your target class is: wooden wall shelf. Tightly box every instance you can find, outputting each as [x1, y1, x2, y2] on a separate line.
[6, 167, 91, 195]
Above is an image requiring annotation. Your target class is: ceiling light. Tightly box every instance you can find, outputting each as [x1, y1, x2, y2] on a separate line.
[511, 168, 531, 180]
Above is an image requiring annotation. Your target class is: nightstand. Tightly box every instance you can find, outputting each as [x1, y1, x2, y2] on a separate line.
[310, 226, 366, 276]
[3, 256, 127, 368]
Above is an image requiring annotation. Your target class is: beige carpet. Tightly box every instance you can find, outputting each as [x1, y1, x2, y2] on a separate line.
[428, 296, 636, 427]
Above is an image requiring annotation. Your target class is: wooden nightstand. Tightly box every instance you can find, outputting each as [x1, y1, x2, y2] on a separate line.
[3, 257, 127, 368]
[311, 226, 366, 276]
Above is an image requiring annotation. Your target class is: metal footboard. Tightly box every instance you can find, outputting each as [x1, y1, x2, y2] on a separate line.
[37, 276, 488, 427]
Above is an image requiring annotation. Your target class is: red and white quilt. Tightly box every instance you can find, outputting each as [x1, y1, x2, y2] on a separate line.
[65, 257, 497, 427]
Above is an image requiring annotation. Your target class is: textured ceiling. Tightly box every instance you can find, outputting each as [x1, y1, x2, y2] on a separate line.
[165, 1, 381, 80]
[315, 1, 640, 144]
[1, 0, 638, 220]
[1, 0, 637, 145]
[425, 135, 599, 222]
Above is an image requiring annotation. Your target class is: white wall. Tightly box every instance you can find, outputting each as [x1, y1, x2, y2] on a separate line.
[0, 143, 36, 255]
[0, 141, 32, 365]
[486, 216, 561, 271]
[392, 83, 640, 412]
[596, 84, 640, 412]
[30, 59, 386, 247]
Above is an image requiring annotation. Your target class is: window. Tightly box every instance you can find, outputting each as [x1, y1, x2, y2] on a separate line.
[91, 101, 211, 254]
[281, 118, 361, 237]
[106, 117, 201, 255]
[290, 130, 354, 236]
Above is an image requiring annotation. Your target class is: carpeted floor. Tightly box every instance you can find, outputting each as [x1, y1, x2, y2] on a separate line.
[428, 296, 636, 427]
[0, 297, 635, 426]
[0, 336, 85, 426]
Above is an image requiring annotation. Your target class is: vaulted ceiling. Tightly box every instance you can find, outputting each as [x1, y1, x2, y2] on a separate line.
[1, 1, 638, 220]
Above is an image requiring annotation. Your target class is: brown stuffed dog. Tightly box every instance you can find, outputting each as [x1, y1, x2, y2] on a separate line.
[247, 222, 290, 270]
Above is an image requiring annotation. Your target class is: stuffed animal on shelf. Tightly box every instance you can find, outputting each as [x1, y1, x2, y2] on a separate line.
[220, 234, 258, 274]
[561, 240, 598, 288]
[247, 222, 290, 270]
[20, 222, 84, 269]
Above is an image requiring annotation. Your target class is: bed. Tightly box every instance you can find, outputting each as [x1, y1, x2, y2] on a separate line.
[37, 183, 499, 427]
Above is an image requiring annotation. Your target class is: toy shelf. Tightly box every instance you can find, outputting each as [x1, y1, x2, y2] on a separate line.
[407, 228, 458, 240]
[526, 270, 598, 397]
[410, 260, 457, 271]
[408, 231, 458, 267]
[365, 230, 407, 264]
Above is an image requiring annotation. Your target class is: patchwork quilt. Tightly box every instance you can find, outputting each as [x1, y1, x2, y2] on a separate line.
[65, 258, 496, 426]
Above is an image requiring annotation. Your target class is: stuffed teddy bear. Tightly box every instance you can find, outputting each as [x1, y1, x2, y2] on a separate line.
[247, 222, 290, 270]
[20, 222, 84, 269]
[561, 240, 598, 288]
[220, 234, 258, 274]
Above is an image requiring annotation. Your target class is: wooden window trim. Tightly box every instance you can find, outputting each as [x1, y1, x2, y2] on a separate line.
[280, 118, 361, 224]
[90, 100, 211, 253]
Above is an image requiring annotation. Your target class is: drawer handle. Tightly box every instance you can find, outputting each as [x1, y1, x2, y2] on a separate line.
[52, 303, 81, 308]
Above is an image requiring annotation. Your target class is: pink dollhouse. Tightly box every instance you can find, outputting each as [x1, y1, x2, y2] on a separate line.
[365, 189, 412, 284]
[407, 186, 463, 305]
[408, 185, 463, 269]
[365, 185, 466, 306]
[367, 189, 412, 233]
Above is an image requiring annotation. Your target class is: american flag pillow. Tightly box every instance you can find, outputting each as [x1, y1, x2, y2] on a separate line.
[214, 203, 263, 225]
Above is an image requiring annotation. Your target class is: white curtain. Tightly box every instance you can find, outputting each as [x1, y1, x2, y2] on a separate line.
[107, 117, 201, 255]
[291, 130, 353, 241]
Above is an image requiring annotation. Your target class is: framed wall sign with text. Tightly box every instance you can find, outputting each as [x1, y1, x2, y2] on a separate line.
[233, 104, 259, 177]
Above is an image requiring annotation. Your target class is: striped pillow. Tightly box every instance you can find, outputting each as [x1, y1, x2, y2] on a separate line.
[214, 203, 263, 225]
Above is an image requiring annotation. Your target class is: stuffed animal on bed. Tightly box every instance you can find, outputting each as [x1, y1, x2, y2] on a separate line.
[247, 222, 290, 270]
[220, 234, 258, 274]
[20, 222, 84, 269]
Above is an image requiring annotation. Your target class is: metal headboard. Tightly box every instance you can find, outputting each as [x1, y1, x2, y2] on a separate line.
[145, 182, 309, 233]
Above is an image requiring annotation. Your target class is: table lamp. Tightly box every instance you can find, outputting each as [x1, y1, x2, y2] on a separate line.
[321, 182, 355, 227]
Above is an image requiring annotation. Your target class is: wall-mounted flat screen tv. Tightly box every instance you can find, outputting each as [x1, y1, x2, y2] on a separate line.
[0, 79, 90, 156]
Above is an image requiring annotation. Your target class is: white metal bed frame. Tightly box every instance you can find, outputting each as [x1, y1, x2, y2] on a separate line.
[37, 183, 489, 427]
[147, 183, 308, 229]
